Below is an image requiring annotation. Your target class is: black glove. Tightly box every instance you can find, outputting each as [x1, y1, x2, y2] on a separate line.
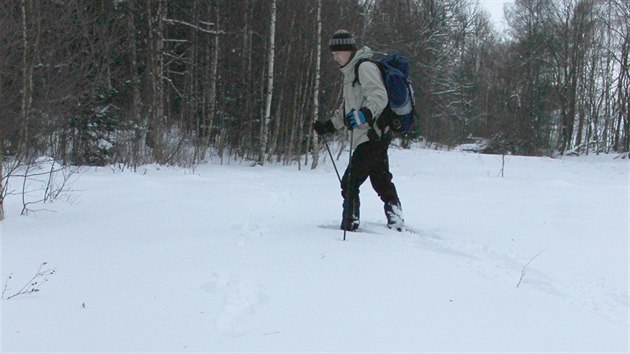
[313, 120, 335, 135]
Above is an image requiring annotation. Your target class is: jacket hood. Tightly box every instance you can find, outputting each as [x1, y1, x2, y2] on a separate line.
[340, 46, 374, 79]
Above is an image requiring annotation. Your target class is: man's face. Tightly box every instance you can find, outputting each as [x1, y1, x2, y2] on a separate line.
[332, 51, 353, 67]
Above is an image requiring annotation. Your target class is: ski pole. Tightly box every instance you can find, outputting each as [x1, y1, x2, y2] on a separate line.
[324, 139, 342, 184]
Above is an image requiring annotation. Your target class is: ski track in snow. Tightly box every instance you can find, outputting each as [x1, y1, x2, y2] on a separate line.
[321, 211, 626, 328]
[350, 218, 628, 327]
[416, 231, 627, 325]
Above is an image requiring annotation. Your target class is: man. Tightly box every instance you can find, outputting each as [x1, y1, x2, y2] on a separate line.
[313, 30, 404, 232]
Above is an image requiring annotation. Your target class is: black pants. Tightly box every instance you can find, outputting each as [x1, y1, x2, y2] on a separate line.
[340, 137, 400, 221]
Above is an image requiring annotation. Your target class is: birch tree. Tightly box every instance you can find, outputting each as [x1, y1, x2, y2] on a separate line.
[259, 0, 276, 165]
[311, 0, 323, 169]
[200, 0, 221, 162]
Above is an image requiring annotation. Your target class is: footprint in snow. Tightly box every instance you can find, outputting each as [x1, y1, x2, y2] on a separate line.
[214, 273, 265, 336]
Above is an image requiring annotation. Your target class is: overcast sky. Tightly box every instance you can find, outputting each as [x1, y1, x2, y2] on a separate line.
[478, 0, 514, 32]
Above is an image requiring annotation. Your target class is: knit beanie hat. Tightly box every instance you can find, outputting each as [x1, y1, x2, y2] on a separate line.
[328, 30, 356, 52]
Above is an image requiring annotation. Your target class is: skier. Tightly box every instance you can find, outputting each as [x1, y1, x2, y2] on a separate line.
[313, 30, 404, 232]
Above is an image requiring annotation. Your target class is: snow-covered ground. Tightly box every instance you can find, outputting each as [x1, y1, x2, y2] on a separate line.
[1, 146, 628, 353]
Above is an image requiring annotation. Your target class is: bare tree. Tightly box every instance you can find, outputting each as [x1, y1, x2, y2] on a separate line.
[0, 150, 3, 224]
[0, 13, 4, 221]
[200, 0, 221, 162]
[311, 0, 323, 169]
[125, 0, 144, 167]
[1, 0, 627, 169]
[549, 0, 598, 154]
[19, 0, 34, 159]
[612, 0, 630, 153]
[259, 0, 277, 165]
[146, 0, 167, 162]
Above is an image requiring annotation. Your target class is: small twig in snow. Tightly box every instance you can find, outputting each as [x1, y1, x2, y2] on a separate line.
[5, 262, 56, 300]
[1, 274, 13, 299]
[517, 250, 544, 288]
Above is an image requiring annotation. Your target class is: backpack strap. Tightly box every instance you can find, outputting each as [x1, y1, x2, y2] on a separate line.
[352, 58, 373, 87]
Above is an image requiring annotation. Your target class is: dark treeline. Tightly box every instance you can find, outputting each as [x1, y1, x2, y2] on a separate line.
[0, 0, 628, 168]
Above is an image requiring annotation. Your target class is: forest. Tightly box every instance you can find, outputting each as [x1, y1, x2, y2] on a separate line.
[0, 0, 628, 169]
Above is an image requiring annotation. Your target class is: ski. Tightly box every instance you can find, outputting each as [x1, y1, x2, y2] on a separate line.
[318, 223, 419, 235]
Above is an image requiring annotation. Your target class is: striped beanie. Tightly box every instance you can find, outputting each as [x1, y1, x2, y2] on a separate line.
[328, 30, 356, 52]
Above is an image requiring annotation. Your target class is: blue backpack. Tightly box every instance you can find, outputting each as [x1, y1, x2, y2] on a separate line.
[353, 53, 416, 136]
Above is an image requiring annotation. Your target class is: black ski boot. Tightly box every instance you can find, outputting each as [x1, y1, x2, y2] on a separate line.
[384, 201, 404, 232]
[340, 198, 360, 231]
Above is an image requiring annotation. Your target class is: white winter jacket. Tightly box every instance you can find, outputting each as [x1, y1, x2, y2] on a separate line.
[331, 46, 388, 150]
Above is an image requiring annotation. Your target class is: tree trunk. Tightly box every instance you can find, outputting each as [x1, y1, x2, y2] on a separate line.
[147, 0, 167, 162]
[259, 0, 276, 165]
[310, 0, 322, 170]
[0, 21, 3, 220]
[19, 0, 33, 159]
[297, 52, 314, 169]
[201, 0, 220, 162]
[0, 144, 4, 221]
[615, 31, 629, 151]
[269, 11, 295, 162]
[125, 0, 143, 166]
[241, 0, 253, 160]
